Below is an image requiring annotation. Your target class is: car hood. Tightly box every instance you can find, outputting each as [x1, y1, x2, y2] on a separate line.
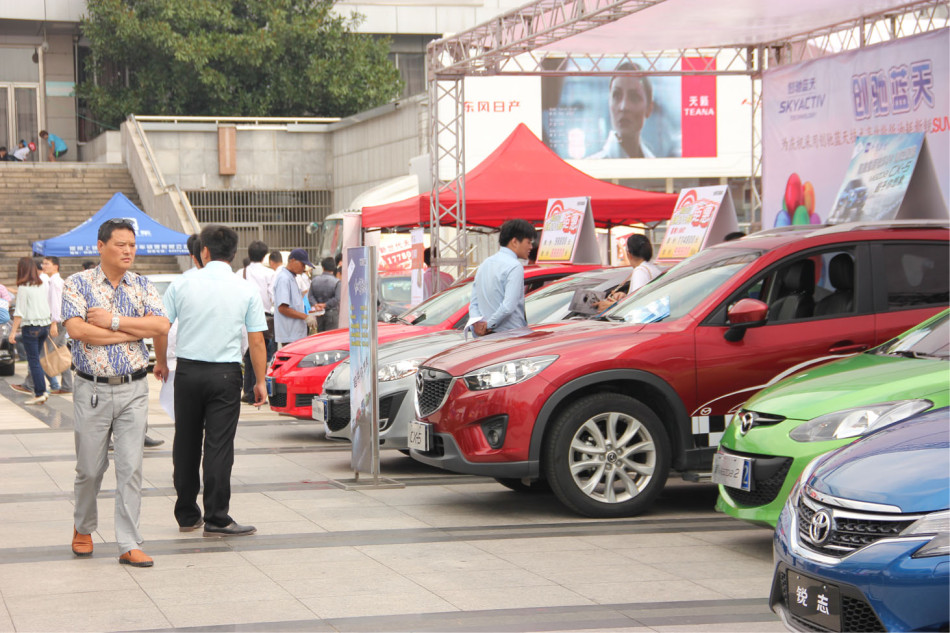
[277, 323, 432, 356]
[809, 409, 950, 513]
[325, 330, 469, 390]
[744, 353, 948, 421]
[424, 319, 644, 376]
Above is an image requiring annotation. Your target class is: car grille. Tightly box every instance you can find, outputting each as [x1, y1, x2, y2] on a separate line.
[324, 390, 408, 433]
[415, 368, 453, 417]
[797, 495, 916, 558]
[776, 568, 885, 632]
[295, 393, 318, 408]
[720, 449, 793, 507]
[268, 382, 287, 408]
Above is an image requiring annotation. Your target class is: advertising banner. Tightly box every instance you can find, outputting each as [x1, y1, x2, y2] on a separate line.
[347, 246, 379, 476]
[656, 185, 738, 263]
[409, 228, 424, 306]
[536, 197, 600, 264]
[762, 29, 949, 229]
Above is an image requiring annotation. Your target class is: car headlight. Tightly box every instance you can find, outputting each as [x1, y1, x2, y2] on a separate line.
[785, 454, 825, 510]
[298, 350, 349, 368]
[788, 400, 932, 442]
[462, 355, 558, 391]
[378, 358, 423, 382]
[903, 510, 950, 558]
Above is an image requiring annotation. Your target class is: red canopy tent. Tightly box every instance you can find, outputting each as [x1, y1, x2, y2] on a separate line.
[360, 124, 678, 229]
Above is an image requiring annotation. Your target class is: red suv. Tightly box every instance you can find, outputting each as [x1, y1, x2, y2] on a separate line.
[409, 222, 949, 517]
[267, 263, 597, 419]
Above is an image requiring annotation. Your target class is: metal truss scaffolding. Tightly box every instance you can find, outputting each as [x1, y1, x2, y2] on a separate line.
[426, 0, 948, 276]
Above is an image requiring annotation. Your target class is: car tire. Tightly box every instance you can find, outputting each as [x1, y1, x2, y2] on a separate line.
[543, 393, 670, 518]
[494, 477, 550, 493]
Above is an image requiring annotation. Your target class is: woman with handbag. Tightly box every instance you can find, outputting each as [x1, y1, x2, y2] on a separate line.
[7, 257, 53, 404]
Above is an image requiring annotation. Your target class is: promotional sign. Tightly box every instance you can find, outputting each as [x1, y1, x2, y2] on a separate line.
[409, 228, 424, 306]
[656, 186, 738, 262]
[536, 197, 600, 264]
[763, 29, 949, 229]
[347, 246, 379, 476]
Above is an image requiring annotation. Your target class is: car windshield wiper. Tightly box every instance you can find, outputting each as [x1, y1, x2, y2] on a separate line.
[888, 350, 946, 360]
[407, 312, 426, 325]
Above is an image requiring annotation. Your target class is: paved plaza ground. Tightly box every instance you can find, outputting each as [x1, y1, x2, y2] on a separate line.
[0, 364, 784, 632]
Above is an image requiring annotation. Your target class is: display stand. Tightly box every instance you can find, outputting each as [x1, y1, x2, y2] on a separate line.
[536, 197, 601, 264]
[656, 186, 739, 264]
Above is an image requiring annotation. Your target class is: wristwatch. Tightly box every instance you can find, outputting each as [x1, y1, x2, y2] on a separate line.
[110, 315, 120, 331]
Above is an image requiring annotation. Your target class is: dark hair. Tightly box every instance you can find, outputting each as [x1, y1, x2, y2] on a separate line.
[199, 224, 238, 263]
[39, 130, 48, 138]
[16, 257, 41, 286]
[269, 250, 283, 264]
[0, 147, 6, 153]
[423, 247, 434, 267]
[186, 233, 203, 267]
[610, 62, 653, 105]
[499, 219, 537, 247]
[320, 257, 336, 274]
[43, 255, 60, 269]
[247, 240, 268, 262]
[625, 234, 653, 261]
[81, 260, 96, 270]
[242, 257, 251, 268]
[334, 253, 342, 265]
[724, 231, 745, 241]
[97, 218, 136, 243]
[33, 257, 43, 271]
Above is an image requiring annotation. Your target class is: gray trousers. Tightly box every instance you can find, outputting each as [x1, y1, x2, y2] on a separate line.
[24, 322, 72, 391]
[73, 375, 149, 555]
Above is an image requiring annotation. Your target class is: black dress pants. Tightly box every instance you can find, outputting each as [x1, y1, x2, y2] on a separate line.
[173, 358, 242, 528]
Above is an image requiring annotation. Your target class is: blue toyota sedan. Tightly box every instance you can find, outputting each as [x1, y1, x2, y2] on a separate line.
[770, 407, 949, 632]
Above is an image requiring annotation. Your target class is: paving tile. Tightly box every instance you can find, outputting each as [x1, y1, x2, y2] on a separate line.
[569, 579, 727, 604]
[0, 559, 137, 597]
[357, 542, 515, 574]
[144, 550, 250, 570]
[694, 574, 775, 599]
[160, 598, 317, 628]
[0, 600, 12, 633]
[653, 557, 775, 581]
[651, 619, 785, 632]
[257, 556, 395, 583]
[4, 588, 154, 615]
[0, 435, 30, 459]
[274, 568, 424, 600]
[301, 590, 457, 619]
[0, 463, 60, 494]
[0, 499, 74, 524]
[277, 491, 387, 512]
[468, 536, 604, 555]
[578, 532, 711, 549]
[0, 519, 100, 550]
[616, 544, 757, 564]
[309, 506, 431, 532]
[130, 562, 271, 589]
[145, 578, 294, 607]
[435, 585, 595, 611]
[240, 545, 369, 567]
[405, 567, 555, 593]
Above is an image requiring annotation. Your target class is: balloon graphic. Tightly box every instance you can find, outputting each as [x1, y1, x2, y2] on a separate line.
[792, 205, 811, 225]
[784, 173, 803, 214]
[774, 209, 792, 227]
[802, 181, 815, 214]
[810, 212, 822, 225]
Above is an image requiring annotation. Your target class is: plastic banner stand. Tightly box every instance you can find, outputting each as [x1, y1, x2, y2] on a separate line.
[656, 185, 739, 264]
[329, 245, 404, 491]
[536, 197, 601, 264]
[829, 134, 947, 224]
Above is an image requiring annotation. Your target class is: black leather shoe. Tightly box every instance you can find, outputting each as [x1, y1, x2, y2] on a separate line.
[203, 522, 257, 537]
[179, 519, 204, 533]
[144, 435, 165, 448]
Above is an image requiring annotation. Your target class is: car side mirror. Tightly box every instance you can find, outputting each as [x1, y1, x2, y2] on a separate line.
[724, 298, 768, 342]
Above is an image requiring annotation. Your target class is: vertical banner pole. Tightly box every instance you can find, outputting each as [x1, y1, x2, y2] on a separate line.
[348, 245, 380, 481]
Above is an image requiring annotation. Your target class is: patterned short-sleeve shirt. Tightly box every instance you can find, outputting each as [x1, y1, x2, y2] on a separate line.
[62, 267, 166, 377]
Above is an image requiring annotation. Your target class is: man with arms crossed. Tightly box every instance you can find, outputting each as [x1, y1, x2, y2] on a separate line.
[155, 225, 267, 537]
[470, 219, 537, 337]
[63, 219, 170, 567]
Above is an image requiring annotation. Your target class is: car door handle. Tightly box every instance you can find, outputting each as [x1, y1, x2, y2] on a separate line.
[829, 342, 868, 354]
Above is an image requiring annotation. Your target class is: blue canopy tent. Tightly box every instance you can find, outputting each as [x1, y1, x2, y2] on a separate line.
[32, 193, 190, 257]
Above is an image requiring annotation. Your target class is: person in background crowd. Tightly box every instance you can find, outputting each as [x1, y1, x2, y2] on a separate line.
[40, 130, 68, 161]
[155, 224, 266, 538]
[0, 146, 19, 161]
[334, 253, 343, 280]
[470, 219, 537, 337]
[308, 257, 340, 332]
[7, 257, 52, 405]
[13, 140, 30, 161]
[274, 249, 317, 347]
[14, 258, 63, 396]
[63, 219, 169, 567]
[82, 260, 96, 270]
[43, 256, 72, 395]
[268, 250, 283, 272]
[594, 233, 661, 310]
[423, 247, 454, 299]
[235, 240, 276, 404]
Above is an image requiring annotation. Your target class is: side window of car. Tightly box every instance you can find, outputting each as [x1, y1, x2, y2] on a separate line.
[880, 243, 949, 310]
[766, 248, 856, 322]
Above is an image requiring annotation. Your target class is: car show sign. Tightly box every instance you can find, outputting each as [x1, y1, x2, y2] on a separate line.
[656, 185, 739, 263]
[762, 29, 949, 229]
[409, 228, 425, 306]
[347, 246, 379, 477]
[536, 197, 600, 264]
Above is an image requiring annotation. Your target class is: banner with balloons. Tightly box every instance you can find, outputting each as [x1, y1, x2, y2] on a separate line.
[762, 30, 948, 229]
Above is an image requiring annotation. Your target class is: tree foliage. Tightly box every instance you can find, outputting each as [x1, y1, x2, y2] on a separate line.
[78, 0, 404, 126]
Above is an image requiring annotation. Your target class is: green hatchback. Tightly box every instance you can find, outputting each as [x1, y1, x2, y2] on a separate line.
[714, 309, 949, 528]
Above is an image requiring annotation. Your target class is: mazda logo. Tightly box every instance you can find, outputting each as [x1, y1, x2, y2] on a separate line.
[808, 509, 833, 545]
[739, 412, 755, 435]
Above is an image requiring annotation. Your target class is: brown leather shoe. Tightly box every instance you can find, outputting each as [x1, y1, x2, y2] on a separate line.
[118, 549, 153, 567]
[72, 528, 93, 557]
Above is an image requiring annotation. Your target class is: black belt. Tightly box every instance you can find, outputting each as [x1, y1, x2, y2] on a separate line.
[76, 369, 148, 385]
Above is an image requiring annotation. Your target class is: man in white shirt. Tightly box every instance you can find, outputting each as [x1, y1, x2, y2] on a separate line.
[235, 241, 276, 403]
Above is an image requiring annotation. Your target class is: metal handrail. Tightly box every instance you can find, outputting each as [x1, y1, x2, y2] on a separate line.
[134, 115, 340, 124]
[127, 114, 167, 189]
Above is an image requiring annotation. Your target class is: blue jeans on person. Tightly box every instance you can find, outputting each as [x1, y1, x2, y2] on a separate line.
[20, 325, 49, 396]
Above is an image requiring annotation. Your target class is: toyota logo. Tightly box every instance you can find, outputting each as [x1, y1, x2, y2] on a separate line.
[808, 509, 833, 545]
[739, 412, 755, 435]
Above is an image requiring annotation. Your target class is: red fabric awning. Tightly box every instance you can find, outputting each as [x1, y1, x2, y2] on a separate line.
[361, 124, 678, 229]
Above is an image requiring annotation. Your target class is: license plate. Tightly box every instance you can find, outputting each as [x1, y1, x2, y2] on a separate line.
[408, 420, 431, 452]
[711, 452, 753, 491]
[265, 376, 274, 397]
[787, 571, 842, 631]
[312, 397, 327, 423]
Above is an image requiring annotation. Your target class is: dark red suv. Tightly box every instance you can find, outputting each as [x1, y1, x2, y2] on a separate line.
[409, 222, 949, 517]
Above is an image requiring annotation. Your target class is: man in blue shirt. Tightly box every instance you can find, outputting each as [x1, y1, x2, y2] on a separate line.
[471, 219, 537, 336]
[274, 249, 316, 347]
[155, 225, 267, 537]
[39, 130, 67, 161]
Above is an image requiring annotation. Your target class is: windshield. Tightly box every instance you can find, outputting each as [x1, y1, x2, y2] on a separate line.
[525, 274, 613, 324]
[398, 281, 472, 326]
[380, 276, 411, 308]
[609, 248, 761, 324]
[874, 312, 949, 360]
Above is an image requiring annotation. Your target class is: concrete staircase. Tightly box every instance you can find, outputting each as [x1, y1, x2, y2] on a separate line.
[0, 163, 183, 286]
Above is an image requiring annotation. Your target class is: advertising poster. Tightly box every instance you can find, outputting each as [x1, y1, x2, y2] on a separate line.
[409, 228, 424, 306]
[762, 29, 949, 229]
[656, 186, 738, 262]
[347, 246, 379, 476]
[537, 197, 589, 262]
